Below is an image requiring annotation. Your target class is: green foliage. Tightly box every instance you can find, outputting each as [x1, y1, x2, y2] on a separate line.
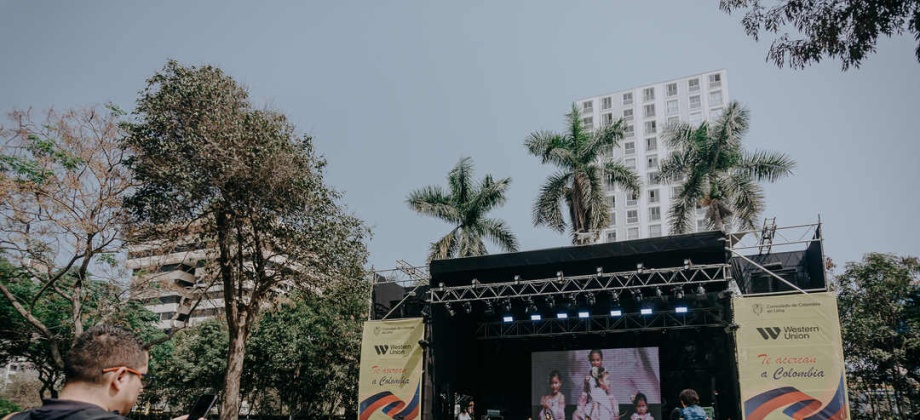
[0, 396, 22, 417]
[719, 0, 920, 70]
[407, 157, 518, 261]
[659, 101, 794, 233]
[525, 103, 641, 244]
[835, 253, 920, 418]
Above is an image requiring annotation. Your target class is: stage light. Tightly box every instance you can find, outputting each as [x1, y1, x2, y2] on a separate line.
[636, 263, 644, 273]
[655, 287, 664, 298]
[528, 302, 539, 316]
[683, 259, 692, 269]
[502, 315, 513, 323]
[675, 305, 688, 314]
[501, 299, 512, 313]
[585, 292, 596, 306]
[557, 270, 564, 280]
[596, 267, 603, 276]
[567, 294, 578, 309]
[523, 297, 534, 314]
[483, 300, 495, 316]
[673, 287, 685, 300]
[640, 308, 653, 315]
[462, 301, 472, 314]
[530, 314, 542, 321]
[439, 282, 445, 289]
[696, 284, 706, 296]
[631, 288, 643, 303]
[445, 303, 456, 317]
[609, 309, 622, 317]
[578, 310, 590, 319]
[557, 312, 569, 319]
[545, 295, 556, 309]
[513, 275, 522, 284]
[608, 290, 620, 302]
[472, 278, 480, 287]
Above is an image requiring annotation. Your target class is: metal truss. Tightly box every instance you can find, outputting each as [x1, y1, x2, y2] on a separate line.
[475, 307, 728, 339]
[428, 263, 730, 304]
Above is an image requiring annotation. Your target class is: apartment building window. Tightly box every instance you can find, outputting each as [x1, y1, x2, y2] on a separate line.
[667, 116, 679, 126]
[689, 112, 702, 125]
[609, 212, 616, 226]
[643, 87, 655, 102]
[583, 117, 594, 131]
[624, 124, 635, 137]
[627, 210, 639, 224]
[644, 120, 657, 135]
[628, 226, 640, 240]
[648, 189, 659, 203]
[602, 96, 612, 110]
[623, 108, 634, 120]
[710, 107, 723, 118]
[708, 73, 721, 88]
[627, 191, 639, 206]
[624, 141, 635, 155]
[646, 154, 658, 169]
[609, 195, 616, 208]
[603, 112, 613, 125]
[667, 82, 678, 97]
[646, 137, 657, 152]
[625, 158, 636, 169]
[644, 104, 655, 118]
[648, 172, 661, 185]
[689, 95, 701, 110]
[649, 206, 661, 221]
[583, 100, 594, 113]
[606, 230, 617, 242]
[667, 99, 678, 115]
[688, 78, 700, 92]
[649, 225, 662, 238]
[709, 90, 723, 105]
[623, 92, 633, 106]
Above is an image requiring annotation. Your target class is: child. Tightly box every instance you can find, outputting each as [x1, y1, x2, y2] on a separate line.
[575, 349, 618, 420]
[539, 370, 566, 420]
[677, 389, 708, 420]
[630, 392, 653, 420]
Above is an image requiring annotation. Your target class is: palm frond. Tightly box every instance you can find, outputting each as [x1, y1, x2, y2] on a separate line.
[583, 118, 625, 161]
[406, 185, 460, 223]
[737, 150, 795, 182]
[480, 218, 519, 253]
[583, 166, 611, 234]
[524, 131, 573, 168]
[428, 228, 459, 261]
[711, 101, 749, 150]
[533, 171, 571, 233]
[723, 172, 764, 232]
[668, 171, 705, 234]
[471, 174, 511, 215]
[447, 157, 474, 205]
[602, 160, 642, 196]
[662, 121, 702, 150]
[659, 149, 692, 183]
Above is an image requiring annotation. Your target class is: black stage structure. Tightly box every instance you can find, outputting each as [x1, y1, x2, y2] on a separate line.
[371, 222, 828, 420]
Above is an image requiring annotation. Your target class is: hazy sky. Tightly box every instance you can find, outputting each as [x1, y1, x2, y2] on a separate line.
[1, 1, 917, 271]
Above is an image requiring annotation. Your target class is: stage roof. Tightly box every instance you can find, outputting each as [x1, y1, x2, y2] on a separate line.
[430, 231, 728, 287]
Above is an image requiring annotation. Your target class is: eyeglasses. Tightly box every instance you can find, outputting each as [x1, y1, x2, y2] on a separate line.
[102, 367, 149, 383]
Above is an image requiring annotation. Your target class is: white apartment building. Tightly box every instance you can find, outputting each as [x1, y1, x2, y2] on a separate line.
[576, 70, 729, 243]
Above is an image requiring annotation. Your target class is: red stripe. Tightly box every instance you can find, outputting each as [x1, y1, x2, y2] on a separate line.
[748, 391, 812, 420]
[359, 395, 400, 420]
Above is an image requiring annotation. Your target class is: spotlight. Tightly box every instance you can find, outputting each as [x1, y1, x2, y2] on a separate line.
[640, 308, 653, 315]
[462, 301, 472, 314]
[696, 284, 706, 296]
[636, 263, 644, 273]
[596, 267, 604, 276]
[567, 294, 578, 309]
[483, 300, 495, 316]
[683, 259, 692, 269]
[557, 312, 569, 319]
[502, 315, 513, 323]
[523, 297, 534, 314]
[655, 287, 664, 298]
[513, 275, 522, 284]
[502, 299, 512, 313]
[608, 290, 619, 302]
[631, 289, 643, 303]
[673, 287, 685, 300]
[439, 282, 445, 289]
[556, 271, 564, 280]
[578, 310, 590, 319]
[545, 295, 556, 309]
[472, 278, 480, 287]
[585, 293, 596, 306]
[675, 305, 688, 314]
[609, 308, 623, 317]
[526, 299, 538, 315]
[445, 303, 456, 317]
[530, 314, 542, 321]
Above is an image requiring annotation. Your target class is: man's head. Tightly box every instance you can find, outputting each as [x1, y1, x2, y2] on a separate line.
[678, 388, 700, 407]
[64, 325, 149, 415]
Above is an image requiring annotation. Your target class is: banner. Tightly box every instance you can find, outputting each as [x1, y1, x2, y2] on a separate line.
[358, 318, 424, 420]
[734, 292, 849, 420]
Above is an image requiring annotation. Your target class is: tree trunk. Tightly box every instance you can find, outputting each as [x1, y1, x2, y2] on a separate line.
[710, 199, 724, 232]
[221, 316, 249, 420]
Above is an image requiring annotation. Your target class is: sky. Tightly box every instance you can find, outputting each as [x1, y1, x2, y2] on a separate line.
[1, 1, 918, 271]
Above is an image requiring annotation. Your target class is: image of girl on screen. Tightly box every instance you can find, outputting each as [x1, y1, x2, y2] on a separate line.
[539, 370, 566, 420]
[574, 349, 619, 420]
[630, 392, 653, 420]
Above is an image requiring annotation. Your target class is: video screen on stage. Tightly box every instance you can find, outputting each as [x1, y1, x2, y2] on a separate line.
[531, 347, 661, 420]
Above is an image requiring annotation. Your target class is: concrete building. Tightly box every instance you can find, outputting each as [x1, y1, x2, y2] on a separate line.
[575, 70, 729, 242]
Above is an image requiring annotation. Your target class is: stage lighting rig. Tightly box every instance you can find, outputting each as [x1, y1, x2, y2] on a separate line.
[631, 288, 643, 303]
[545, 295, 556, 309]
[501, 298, 512, 313]
[445, 303, 456, 317]
[585, 292, 596, 307]
[696, 284, 706, 296]
[567, 293, 578, 309]
[673, 286, 685, 300]
[483, 300, 495, 316]
[462, 301, 472, 315]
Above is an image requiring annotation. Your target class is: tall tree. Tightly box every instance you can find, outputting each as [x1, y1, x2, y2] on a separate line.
[835, 253, 920, 418]
[407, 157, 518, 260]
[0, 106, 160, 397]
[123, 60, 369, 420]
[525, 104, 641, 245]
[659, 101, 794, 234]
[719, 0, 920, 70]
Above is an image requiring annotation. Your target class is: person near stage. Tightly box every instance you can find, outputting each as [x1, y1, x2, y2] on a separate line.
[539, 370, 566, 420]
[1, 325, 191, 420]
[457, 401, 474, 420]
[630, 392, 653, 420]
[574, 349, 618, 420]
[677, 389, 708, 420]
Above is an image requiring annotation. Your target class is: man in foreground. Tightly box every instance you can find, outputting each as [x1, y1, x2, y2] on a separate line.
[3, 325, 190, 420]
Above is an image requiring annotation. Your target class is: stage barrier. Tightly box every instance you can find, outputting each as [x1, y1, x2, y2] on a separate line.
[359, 318, 424, 420]
[734, 292, 849, 420]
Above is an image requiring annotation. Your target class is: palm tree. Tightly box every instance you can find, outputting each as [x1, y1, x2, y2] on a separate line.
[526, 104, 642, 245]
[407, 157, 518, 261]
[660, 100, 795, 233]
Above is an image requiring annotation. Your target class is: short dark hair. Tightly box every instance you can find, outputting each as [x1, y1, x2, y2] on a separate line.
[678, 388, 700, 406]
[588, 349, 603, 360]
[64, 325, 147, 384]
[633, 392, 648, 405]
[548, 369, 562, 383]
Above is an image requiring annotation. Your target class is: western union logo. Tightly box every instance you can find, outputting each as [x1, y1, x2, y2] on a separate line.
[757, 327, 781, 340]
[374, 345, 389, 355]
